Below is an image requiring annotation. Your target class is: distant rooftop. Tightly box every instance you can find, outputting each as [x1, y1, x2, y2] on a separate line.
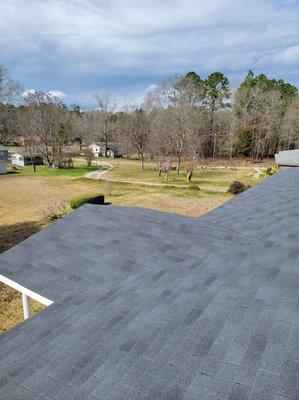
[275, 149, 299, 167]
[0, 168, 298, 400]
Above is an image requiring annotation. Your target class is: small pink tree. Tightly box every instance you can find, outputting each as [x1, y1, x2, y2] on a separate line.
[160, 158, 172, 182]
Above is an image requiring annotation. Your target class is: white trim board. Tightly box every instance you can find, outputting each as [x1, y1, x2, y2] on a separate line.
[0, 274, 53, 306]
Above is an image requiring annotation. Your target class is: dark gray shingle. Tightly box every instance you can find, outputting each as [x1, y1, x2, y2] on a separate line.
[0, 168, 298, 399]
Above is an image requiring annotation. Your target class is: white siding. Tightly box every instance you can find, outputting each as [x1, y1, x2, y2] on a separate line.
[11, 154, 25, 167]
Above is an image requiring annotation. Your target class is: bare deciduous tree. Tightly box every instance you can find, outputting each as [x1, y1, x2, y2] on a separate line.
[149, 75, 207, 173]
[0, 104, 18, 145]
[19, 91, 71, 167]
[84, 148, 93, 167]
[125, 109, 150, 170]
[93, 93, 116, 155]
[0, 65, 22, 104]
[0, 65, 22, 144]
[1, 66, 298, 167]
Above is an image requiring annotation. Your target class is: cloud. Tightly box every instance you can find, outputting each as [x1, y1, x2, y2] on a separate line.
[274, 45, 299, 65]
[22, 89, 68, 100]
[47, 90, 67, 100]
[1, 0, 299, 106]
[145, 84, 159, 93]
[21, 89, 36, 98]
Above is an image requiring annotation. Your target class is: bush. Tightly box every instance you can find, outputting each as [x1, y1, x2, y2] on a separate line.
[41, 199, 68, 221]
[264, 166, 276, 177]
[227, 181, 250, 195]
[70, 194, 105, 209]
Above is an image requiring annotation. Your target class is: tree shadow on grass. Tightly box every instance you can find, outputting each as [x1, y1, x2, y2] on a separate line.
[0, 221, 43, 254]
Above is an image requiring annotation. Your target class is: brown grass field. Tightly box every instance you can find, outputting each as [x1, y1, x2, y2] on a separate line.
[0, 157, 272, 332]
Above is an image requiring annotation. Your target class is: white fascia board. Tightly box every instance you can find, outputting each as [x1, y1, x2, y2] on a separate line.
[0, 274, 53, 306]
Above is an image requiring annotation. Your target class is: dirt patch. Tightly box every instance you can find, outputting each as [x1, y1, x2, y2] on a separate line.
[0, 221, 43, 253]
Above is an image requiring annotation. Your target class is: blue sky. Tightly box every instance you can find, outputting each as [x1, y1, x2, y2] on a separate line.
[1, 0, 298, 107]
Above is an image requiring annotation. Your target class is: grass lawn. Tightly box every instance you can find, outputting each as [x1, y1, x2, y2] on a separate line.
[103, 159, 262, 190]
[10, 164, 99, 177]
[0, 157, 271, 333]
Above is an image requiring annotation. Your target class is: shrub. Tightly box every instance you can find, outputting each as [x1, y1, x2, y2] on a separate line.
[70, 194, 105, 209]
[264, 166, 276, 176]
[41, 199, 68, 221]
[227, 181, 250, 195]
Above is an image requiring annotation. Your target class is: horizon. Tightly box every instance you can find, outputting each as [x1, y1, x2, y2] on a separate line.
[1, 0, 299, 107]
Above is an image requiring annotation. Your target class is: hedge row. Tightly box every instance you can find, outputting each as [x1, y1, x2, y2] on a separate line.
[70, 194, 105, 209]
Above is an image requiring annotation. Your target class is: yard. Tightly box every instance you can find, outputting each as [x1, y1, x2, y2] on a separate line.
[97, 158, 262, 189]
[0, 157, 272, 332]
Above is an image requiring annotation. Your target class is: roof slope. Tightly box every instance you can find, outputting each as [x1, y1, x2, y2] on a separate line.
[0, 168, 298, 400]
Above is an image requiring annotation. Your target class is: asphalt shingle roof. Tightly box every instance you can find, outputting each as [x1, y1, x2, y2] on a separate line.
[0, 168, 298, 400]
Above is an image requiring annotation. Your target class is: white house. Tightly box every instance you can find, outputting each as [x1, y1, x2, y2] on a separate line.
[106, 148, 123, 158]
[89, 143, 123, 158]
[89, 143, 103, 157]
[275, 149, 299, 167]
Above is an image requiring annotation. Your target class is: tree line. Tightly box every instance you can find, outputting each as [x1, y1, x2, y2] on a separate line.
[0, 64, 298, 171]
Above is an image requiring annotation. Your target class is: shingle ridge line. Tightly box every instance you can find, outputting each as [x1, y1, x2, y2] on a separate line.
[103, 205, 261, 242]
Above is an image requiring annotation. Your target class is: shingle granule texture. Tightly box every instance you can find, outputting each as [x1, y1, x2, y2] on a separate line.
[0, 168, 298, 400]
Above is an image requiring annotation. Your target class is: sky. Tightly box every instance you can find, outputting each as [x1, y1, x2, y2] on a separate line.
[0, 0, 299, 107]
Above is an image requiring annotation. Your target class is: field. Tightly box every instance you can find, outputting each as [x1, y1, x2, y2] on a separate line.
[99, 159, 261, 189]
[0, 157, 272, 332]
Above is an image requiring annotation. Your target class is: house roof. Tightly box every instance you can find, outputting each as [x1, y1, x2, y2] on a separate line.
[0, 168, 298, 400]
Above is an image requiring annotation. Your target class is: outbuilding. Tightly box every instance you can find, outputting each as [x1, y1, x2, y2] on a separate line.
[10, 151, 44, 167]
[89, 143, 123, 158]
[0, 144, 8, 161]
[0, 159, 7, 174]
[275, 149, 299, 166]
[0, 145, 8, 174]
[106, 147, 123, 158]
[89, 143, 102, 157]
